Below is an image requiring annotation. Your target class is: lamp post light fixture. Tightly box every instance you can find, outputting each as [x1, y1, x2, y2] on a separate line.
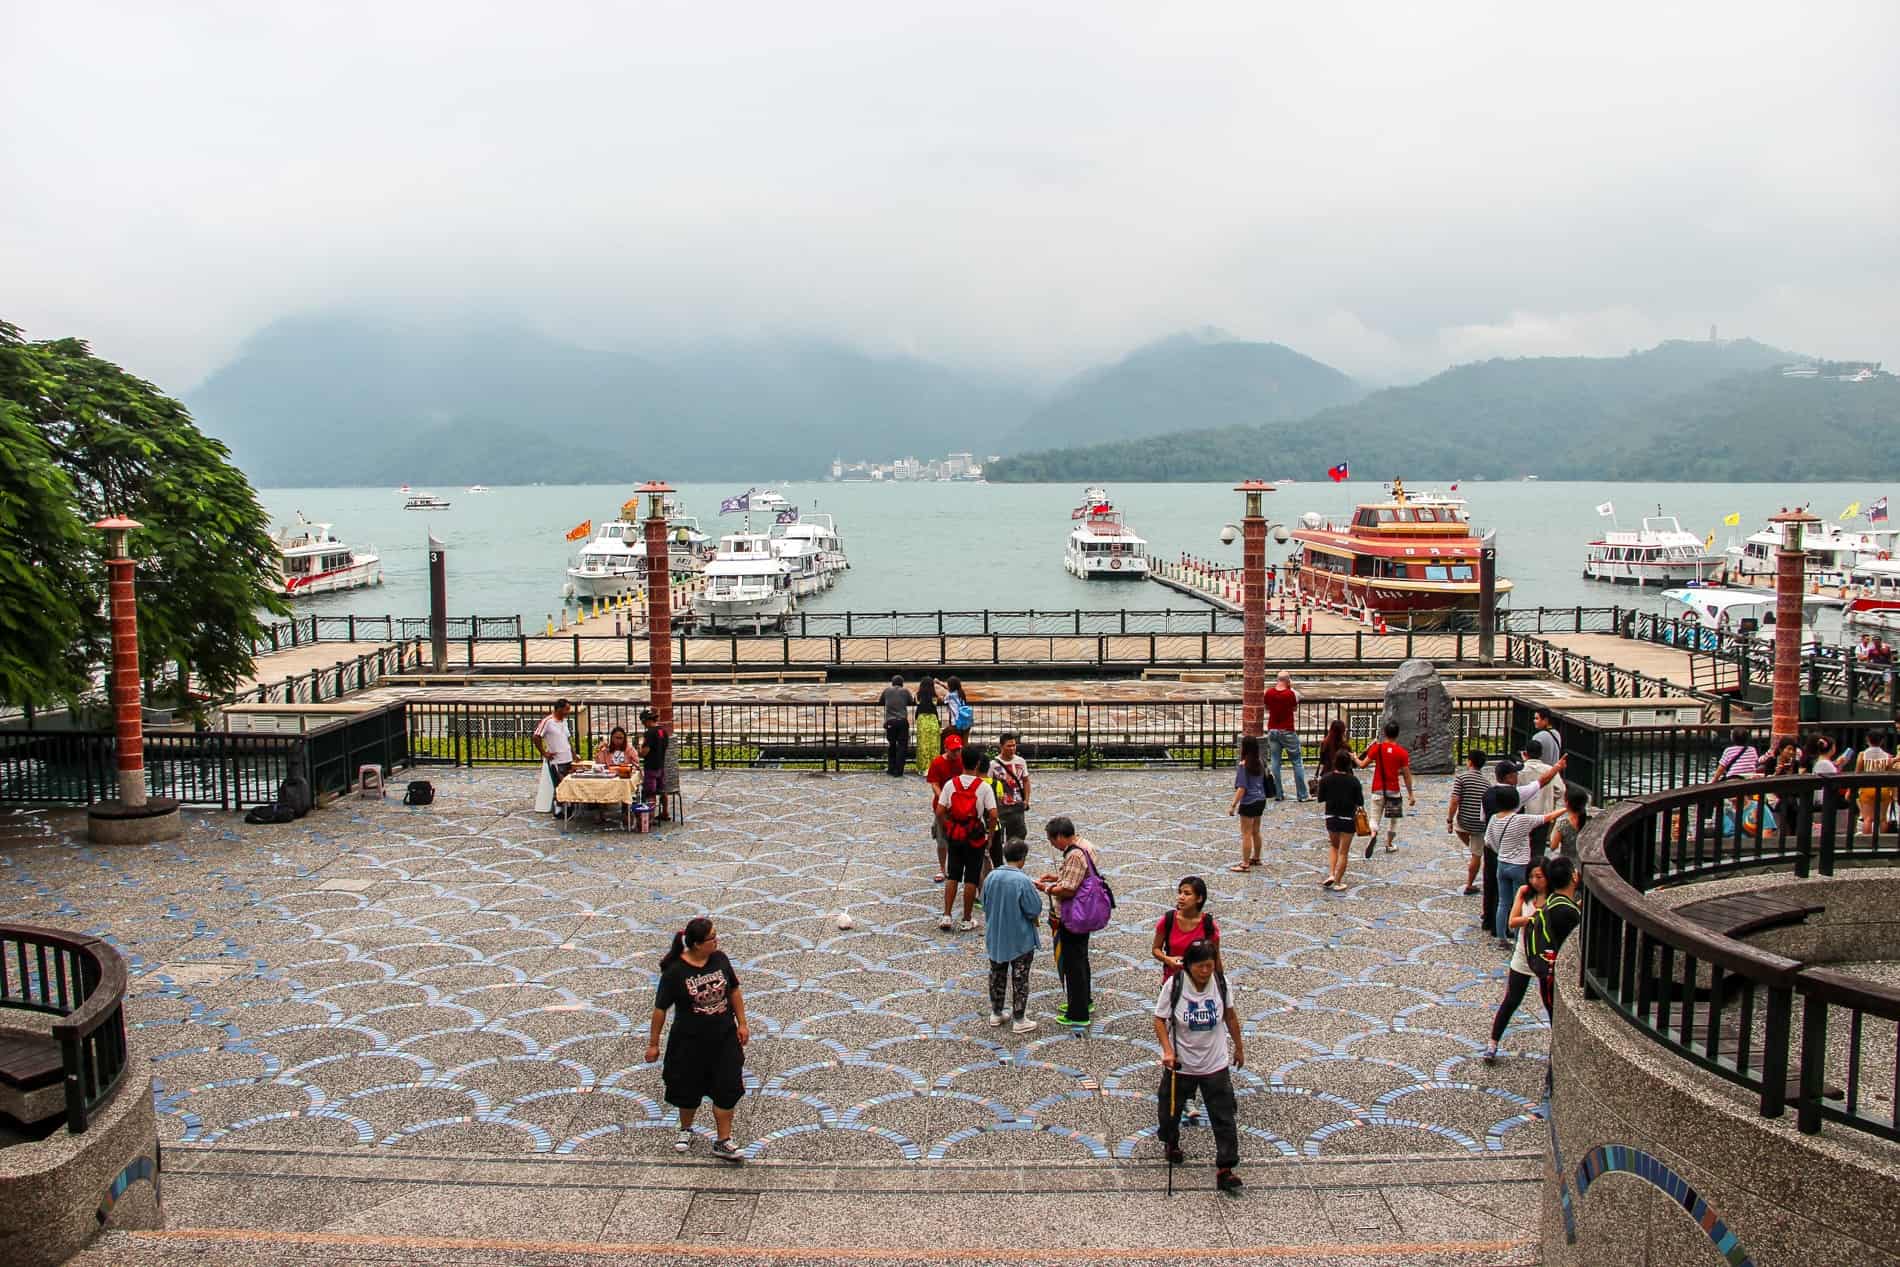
[1231, 481, 1282, 736]
[1768, 506, 1819, 746]
[637, 480, 677, 729]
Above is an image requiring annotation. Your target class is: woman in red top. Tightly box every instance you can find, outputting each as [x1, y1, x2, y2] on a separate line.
[1150, 875, 1223, 1121]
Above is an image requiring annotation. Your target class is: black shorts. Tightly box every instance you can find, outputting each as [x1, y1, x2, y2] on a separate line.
[1237, 800, 1266, 819]
[663, 1030, 745, 1111]
[945, 843, 987, 885]
[1325, 815, 1356, 835]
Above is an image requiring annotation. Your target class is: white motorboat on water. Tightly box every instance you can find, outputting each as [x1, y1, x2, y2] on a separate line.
[693, 531, 796, 629]
[1657, 586, 1845, 648]
[565, 498, 713, 600]
[1724, 520, 1900, 590]
[1064, 487, 1150, 580]
[274, 515, 382, 597]
[466, 484, 489, 494]
[1584, 511, 1720, 586]
[745, 487, 790, 511]
[404, 493, 452, 511]
[770, 512, 847, 597]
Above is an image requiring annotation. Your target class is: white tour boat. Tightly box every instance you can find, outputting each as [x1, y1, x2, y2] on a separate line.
[466, 484, 489, 494]
[744, 487, 790, 511]
[1584, 512, 1721, 586]
[1724, 520, 1900, 590]
[1845, 557, 1900, 617]
[1064, 486, 1150, 580]
[1658, 586, 1844, 649]
[274, 515, 382, 597]
[693, 531, 795, 629]
[404, 492, 452, 511]
[770, 512, 847, 597]
[565, 499, 713, 600]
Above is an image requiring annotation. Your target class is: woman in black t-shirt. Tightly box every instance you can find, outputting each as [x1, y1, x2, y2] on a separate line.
[646, 917, 749, 1163]
[1316, 750, 1365, 892]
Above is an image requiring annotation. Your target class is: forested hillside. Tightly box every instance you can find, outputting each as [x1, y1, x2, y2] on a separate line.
[986, 340, 1868, 482]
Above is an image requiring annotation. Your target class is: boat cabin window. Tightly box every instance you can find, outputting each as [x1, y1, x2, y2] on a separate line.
[1424, 565, 1448, 581]
[1353, 510, 1377, 527]
[1413, 508, 1439, 523]
[1376, 509, 1396, 523]
[1450, 564, 1473, 580]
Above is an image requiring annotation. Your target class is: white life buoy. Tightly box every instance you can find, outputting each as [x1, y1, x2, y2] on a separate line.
[1110, 557, 1122, 570]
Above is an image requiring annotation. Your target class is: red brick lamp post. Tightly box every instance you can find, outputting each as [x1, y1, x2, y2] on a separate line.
[1227, 481, 1281, 737]
[87, 516, 182, 844]
[638, 481, 675, 730]
[1768, 506, 1819, 747]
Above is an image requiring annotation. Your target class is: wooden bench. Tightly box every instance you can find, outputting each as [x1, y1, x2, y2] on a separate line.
[1676, 891, 1825, 939]
[0, 1032, 64, 1129]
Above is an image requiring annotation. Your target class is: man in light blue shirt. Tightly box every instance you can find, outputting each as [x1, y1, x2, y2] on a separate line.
[981, 840, 1044, 1033]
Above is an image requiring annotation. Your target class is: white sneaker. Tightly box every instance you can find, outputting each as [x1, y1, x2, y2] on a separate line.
[1185, 1102, 1201, 1123]
[957, 919, 978, 932]
[1012, 1018, 1039, 1034]
[939, 914, 953, 930]
[988, 1012, 1005, 1027]
[674, 1128, 693, 1153]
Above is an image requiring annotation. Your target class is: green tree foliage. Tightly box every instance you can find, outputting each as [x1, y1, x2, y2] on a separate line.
[0, 321, 285, 709]
[0, 332, 97, 708]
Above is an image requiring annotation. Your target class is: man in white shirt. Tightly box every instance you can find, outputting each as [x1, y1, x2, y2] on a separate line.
[534, 699, 575, 819]
[1152, 940, 1245, 1192]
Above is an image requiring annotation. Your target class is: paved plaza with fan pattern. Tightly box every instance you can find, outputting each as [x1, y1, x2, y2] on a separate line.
[6, 769, 1548, 1264]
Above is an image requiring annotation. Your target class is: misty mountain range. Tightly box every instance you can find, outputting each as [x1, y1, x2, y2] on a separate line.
[186, 316, 1885, 486]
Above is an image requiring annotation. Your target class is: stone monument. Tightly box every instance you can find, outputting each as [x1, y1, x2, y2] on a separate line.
[1382, 658, 1454, 774]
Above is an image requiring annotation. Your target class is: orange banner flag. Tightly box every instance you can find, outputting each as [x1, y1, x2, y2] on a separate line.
[565, 519, 592, 542]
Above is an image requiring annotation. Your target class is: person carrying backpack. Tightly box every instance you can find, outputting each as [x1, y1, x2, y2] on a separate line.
[936, 745, 998, 931]
[1152, 876, 1223, 1122]
[1037, 816, 1110, 1027]
[944, 676, 975, 734]
[1153, 939, 1244, 1193]
[925, 730, 967, 883]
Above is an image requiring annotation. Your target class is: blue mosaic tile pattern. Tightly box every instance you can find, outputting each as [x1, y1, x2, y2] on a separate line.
[0, 769, 1551, 1164]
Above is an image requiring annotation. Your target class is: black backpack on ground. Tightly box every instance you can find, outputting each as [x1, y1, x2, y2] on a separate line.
[402, 780, 435, 807]
[244, 802, 298, 825]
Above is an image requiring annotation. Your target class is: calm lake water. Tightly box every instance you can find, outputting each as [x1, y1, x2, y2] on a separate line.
[257, 481, 1887, 625]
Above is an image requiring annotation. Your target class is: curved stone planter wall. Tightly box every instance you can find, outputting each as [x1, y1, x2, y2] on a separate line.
[0, 1031, 161, 1267]
[1542, 874, 1900, 1266]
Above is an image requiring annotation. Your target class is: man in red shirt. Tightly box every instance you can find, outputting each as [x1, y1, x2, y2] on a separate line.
[925, 730, 967, 883]
[1360, 720, 1415, 857]
[1261, 670, 1307, 802]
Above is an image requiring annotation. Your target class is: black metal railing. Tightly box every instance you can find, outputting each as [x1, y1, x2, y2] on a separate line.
[0, 923, 130, 1133]
[1508, 701, 1891, 806]
[247, 614, 523, 657]
[0, 703, 411, 809]
[225, 643, 422, 707]
[404, 695, 1513, 773]
[1580, 771, 1900, 1143]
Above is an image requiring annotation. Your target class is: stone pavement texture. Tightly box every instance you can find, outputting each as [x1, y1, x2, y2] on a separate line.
[4, 771, 1544, 1265]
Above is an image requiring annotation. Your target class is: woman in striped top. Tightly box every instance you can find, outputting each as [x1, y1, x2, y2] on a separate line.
[1713, 728, 1760, 780]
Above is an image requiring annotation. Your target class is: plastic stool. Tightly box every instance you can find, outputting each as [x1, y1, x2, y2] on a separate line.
[358, 765, 386, 798]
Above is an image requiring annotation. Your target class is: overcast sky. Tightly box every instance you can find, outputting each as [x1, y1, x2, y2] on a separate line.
[4, 1, 1896, 389]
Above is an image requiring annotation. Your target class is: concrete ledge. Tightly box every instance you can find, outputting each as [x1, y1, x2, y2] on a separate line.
[1541, 961, 1900, 1266]
[0, 1029, 161, 1267]
[86, 799, 182, 845]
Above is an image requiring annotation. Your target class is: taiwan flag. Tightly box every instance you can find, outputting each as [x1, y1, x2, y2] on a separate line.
[1872, 496, 1890, 524]
[1327, 461, 1350, 483]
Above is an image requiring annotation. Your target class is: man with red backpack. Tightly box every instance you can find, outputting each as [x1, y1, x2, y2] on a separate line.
[936, 745, 998, 931]
[925, 730, 967, 884]
[1359, 720, 1415, 858]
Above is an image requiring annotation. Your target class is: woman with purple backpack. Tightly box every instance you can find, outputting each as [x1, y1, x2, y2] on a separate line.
[1037, 816, 1113, 1028]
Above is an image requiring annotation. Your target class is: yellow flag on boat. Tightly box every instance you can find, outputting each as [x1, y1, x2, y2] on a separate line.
[565, 519, 592, 542]
[1705, 532, 1716, 551]
[621, 499, 642, 520]
[1722, 512, 1741, 526]
[1842, 501, 1861, 520]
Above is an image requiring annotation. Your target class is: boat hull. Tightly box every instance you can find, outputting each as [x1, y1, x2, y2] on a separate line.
[281, 558, 383, 597]
[692, 593, 794, 629]
[1064, 555, 1150, 580]
[1582, 559, 1719, 586]
[1292, 569, 1512, 630]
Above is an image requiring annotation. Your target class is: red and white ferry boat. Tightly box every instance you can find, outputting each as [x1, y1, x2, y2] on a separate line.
[274, 515, 382, 597]
[1064, 486, 1150, 580]
[1286, 480, 1510, 628]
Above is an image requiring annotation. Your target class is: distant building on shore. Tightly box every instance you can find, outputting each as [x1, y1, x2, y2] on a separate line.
[825, 451, 987, 482]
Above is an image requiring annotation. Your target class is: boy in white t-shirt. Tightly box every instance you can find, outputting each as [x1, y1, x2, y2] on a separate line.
[533, 699, 575, 819]
[1152, 940, 1245, 1192]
